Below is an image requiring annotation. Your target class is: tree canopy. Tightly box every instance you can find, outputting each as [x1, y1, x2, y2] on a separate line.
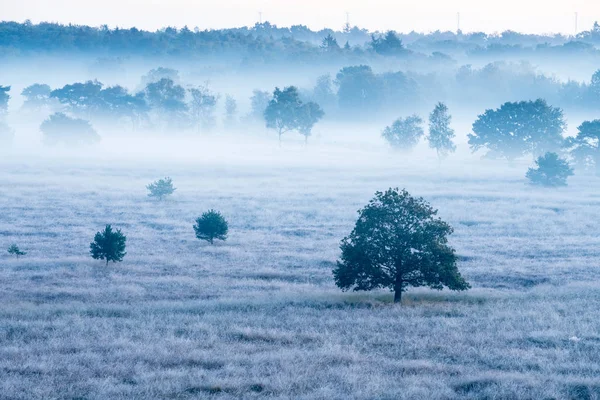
[382, 115, 425, 150]
[334, 188, 469, 303]
[264, 86, 324, 143]
[468, 99, 566, 160]
[564, 119, 600, 174]
[90, 225, 127, 266]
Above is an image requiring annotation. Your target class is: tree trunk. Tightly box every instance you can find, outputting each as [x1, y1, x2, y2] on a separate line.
[106, 259, 109, 266]
[394, 274, 403, 303]
[394, 289, 402, 303]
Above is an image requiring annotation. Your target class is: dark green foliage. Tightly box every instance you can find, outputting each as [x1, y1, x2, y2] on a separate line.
[90, 225, 127, 266]
[526, 152, 574, 187]
[193, 210, 228, 244]
[7, 244, 26, 259]
[370, 31, 406, 56]
[40, 113, 100, 145]
[320, 34, 340, 53]
[264, 86, 324, 143]
[428, 102, 456, 158]
[146, 177, 176, 200]
[334, 188, 470, 303]
[382, 115, 425, 150]
[468, 99, 566, 160]
[564, 120, 600, 174]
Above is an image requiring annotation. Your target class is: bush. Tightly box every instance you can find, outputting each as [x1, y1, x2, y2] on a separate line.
[193, 210, 228, 244]
[526, 152, 574, 187]
[40, 112, 100, 145]
[147, 177, 176, 200]
[90, 225, 127, 265]
[382, 115, 424, 150]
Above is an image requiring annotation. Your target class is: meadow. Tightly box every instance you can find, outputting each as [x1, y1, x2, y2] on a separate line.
[1, 144, 600, 399]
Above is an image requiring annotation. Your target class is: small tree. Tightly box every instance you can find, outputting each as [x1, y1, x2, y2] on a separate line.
[7, 244, 26, 259]
[264, 86, 324, 143]
[428, 102, 456, 158]
[193, 210, 228, 244]
[90, 225, 127, 266]
[146, 177, 176, 200]
[526, 152, 574, 187]
[334, 188, 470, 303]
[382, 115, 424, 150]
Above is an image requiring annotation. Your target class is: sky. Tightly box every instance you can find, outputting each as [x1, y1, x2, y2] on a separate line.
[2, 0, 600, 34]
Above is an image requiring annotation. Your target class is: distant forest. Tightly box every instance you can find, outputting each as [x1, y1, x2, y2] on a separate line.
[2, 20, 600, 62]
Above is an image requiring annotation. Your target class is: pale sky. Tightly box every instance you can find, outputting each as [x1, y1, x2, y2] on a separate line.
[2, 0, 599, 35]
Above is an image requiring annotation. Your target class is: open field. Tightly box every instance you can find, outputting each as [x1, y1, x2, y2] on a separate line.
[1, 153, 600, 399]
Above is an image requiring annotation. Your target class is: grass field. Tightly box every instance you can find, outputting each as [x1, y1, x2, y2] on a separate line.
[1, 151, 600, 399]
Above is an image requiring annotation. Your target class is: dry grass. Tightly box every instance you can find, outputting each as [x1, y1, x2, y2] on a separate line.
[1, 155, 600, 399]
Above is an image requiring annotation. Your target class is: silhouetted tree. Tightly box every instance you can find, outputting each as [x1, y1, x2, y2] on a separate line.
[224, 95, 237, 128]
[140, 67, 180, 87]
[320, 34, 340, 53]
[468, 99, 566, 160]
[370, 31, 406, 56]
[90, 225, 127, 266]
[382, 115, 424, 150]
[249, 90, 271, 121]
[334, 188, 470, 303]
[193, 210, 228, 244]
[50, 80, 104, 118]
[428, 102, 456, 158]
[526, 152, 573, 186]
[335, 65, 381, 113]
[21, 84, 52, 110]
[564, 119, 600, 174]
[0, 85, 10, 115]
[264, 86, 324, 143]
[144, 78, 187, 129]
[188, 85, 219, 132]
[7, 244, 26, 259]
[147, 177, 176, 200]
[40, 112, 100, 145]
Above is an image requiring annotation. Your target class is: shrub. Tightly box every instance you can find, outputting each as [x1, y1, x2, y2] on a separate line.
[193, 210, 228, 244]
[333, 188, 470, 303]
[90, 225, 127, 265]
[40, 112, 100, 145]
[147, 177, 176, 200]
[526, 152, 574, 187]
[7, 244, 26, 259]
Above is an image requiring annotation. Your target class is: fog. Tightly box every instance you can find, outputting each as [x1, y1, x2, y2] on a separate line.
[2, 19, 600, 399]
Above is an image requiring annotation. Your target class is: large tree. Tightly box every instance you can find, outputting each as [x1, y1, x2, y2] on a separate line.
[564, 119, 600, 174]
[264, 86, 323, 143]
[334, 188, 469, 303]
[468, 99, 566, 160]
[427, 102, 456, 158]
[50, 80, 105, 118]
